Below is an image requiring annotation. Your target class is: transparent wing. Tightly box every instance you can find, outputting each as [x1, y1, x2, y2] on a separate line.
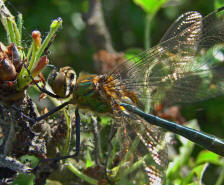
[106, 7, 224, 185]
[109, 112, 167, 185]
[107, 7, 224, 108]
[160, 11, 202, 42]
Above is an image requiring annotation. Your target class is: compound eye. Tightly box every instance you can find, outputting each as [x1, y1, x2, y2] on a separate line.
[48, 66, 76, 98]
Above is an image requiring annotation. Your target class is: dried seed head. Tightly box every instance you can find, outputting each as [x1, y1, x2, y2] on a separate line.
[7, 43, 22, 72]
[0, 58, 17, 81]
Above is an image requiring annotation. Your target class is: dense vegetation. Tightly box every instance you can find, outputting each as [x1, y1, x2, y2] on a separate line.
[1, 0, 224, 184]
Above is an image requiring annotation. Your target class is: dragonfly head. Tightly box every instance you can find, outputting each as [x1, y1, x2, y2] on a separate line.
[48, 66, 76, 98]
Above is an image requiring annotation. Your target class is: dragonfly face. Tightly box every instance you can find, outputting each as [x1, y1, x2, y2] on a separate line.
[42, 7, 224, 185]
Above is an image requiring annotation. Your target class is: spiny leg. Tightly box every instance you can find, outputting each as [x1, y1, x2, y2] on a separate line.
[23, 62, 62, 99]
[13, 104, 80, 161]
[28, 108, 81, 176]
[40, 107, 80, 161]
[12, 101, 70, 123]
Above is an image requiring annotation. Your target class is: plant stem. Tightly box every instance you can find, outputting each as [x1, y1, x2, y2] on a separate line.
[144, 13, 153, 50]
[6, 17, 16, 43]
[62, 110, 72, 156]
[67, 162, 98, 185]
[17, 18, 62, 90]
[17, 13, 23, 46]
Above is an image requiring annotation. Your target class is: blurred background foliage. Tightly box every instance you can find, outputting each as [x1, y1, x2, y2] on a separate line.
[3, 0, 224, 184]
[5, 0, 218, 72]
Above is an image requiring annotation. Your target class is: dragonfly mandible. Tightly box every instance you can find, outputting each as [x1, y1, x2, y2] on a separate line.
[25, 7, 224, 185]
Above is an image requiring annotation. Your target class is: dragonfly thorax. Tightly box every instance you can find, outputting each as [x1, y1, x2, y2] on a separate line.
[70, 73, 113, 114]
[92, 74, 139, 112]
[70, 73, 138, 114]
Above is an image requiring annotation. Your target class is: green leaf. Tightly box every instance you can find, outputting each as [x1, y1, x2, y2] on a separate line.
[214, 0, 224, 10]
[182, 163, 208, 185]
[181, 163, 208, 185]
[193, 163, 208, 180]
[86, 150, 93, 168]
[100, 116, 113, 125]
[20, 155, 39, 168]
[67, 162, 98, 185]
[133, 0, 167, 14]
[12, 173, 35, 185]
[196, 150, 222, 166]
[124, 48, 143, 64]
[46, 180, 62, 185]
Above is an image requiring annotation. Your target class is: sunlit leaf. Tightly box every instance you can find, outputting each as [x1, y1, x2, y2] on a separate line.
[86, 150, 93, 168]
[133, 0, 168, 14]
[20, 155, 39, 168]
[196, 150, 221, 165]
[125, 48, 143, 64]
[182, 163, 208, 185]
[214, 0, 224, 9]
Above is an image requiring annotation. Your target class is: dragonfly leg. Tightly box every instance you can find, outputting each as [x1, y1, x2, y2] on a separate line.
[74, 108, 80, 156]
[36, 101, 70, 121]
[23, 62, 62, 99]
[36, 108, 80, 161]
[29, 108, 81, 175]
[12, 101, 71, 124]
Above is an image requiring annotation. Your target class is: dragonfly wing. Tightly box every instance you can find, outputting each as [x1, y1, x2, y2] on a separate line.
[109, 109, 167, 184]
[128, 115, 168, 185]
[105, 7, 224, 184]
[160, 11, 202, 42]
[108, 7, 224, 108]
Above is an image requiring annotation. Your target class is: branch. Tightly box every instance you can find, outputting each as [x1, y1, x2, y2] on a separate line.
[83, 0, 115, 52]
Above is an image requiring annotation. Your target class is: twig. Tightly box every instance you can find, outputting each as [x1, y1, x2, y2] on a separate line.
[3, 120, 15, 155]
[91, 116, 102, 166]
[83, 0, 115, 52]
[0, 154, 32, 173]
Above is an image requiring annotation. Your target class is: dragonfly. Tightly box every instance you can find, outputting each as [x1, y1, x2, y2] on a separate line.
[24, 6, 224, 185]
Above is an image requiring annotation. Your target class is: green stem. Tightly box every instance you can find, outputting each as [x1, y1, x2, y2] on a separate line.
[17, 13, 23, 46]
[62, 109, 72, 156]
[6, 17, 16, 43]
[17, 42, 33, 83]
[27, 42, 34, 62]
[17, 18, 62, 90]
[0, 0, 13, 42]
[143, 13, 154, 113]
[144, 14, 153, 50]
[123, 153, 156, 177]
[12, 16, 21, 46]
[34, 18, 62, 67]
[67, 162, 98, 185]
[6, 16, 20, 46]
[28, 41, 38, 71]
